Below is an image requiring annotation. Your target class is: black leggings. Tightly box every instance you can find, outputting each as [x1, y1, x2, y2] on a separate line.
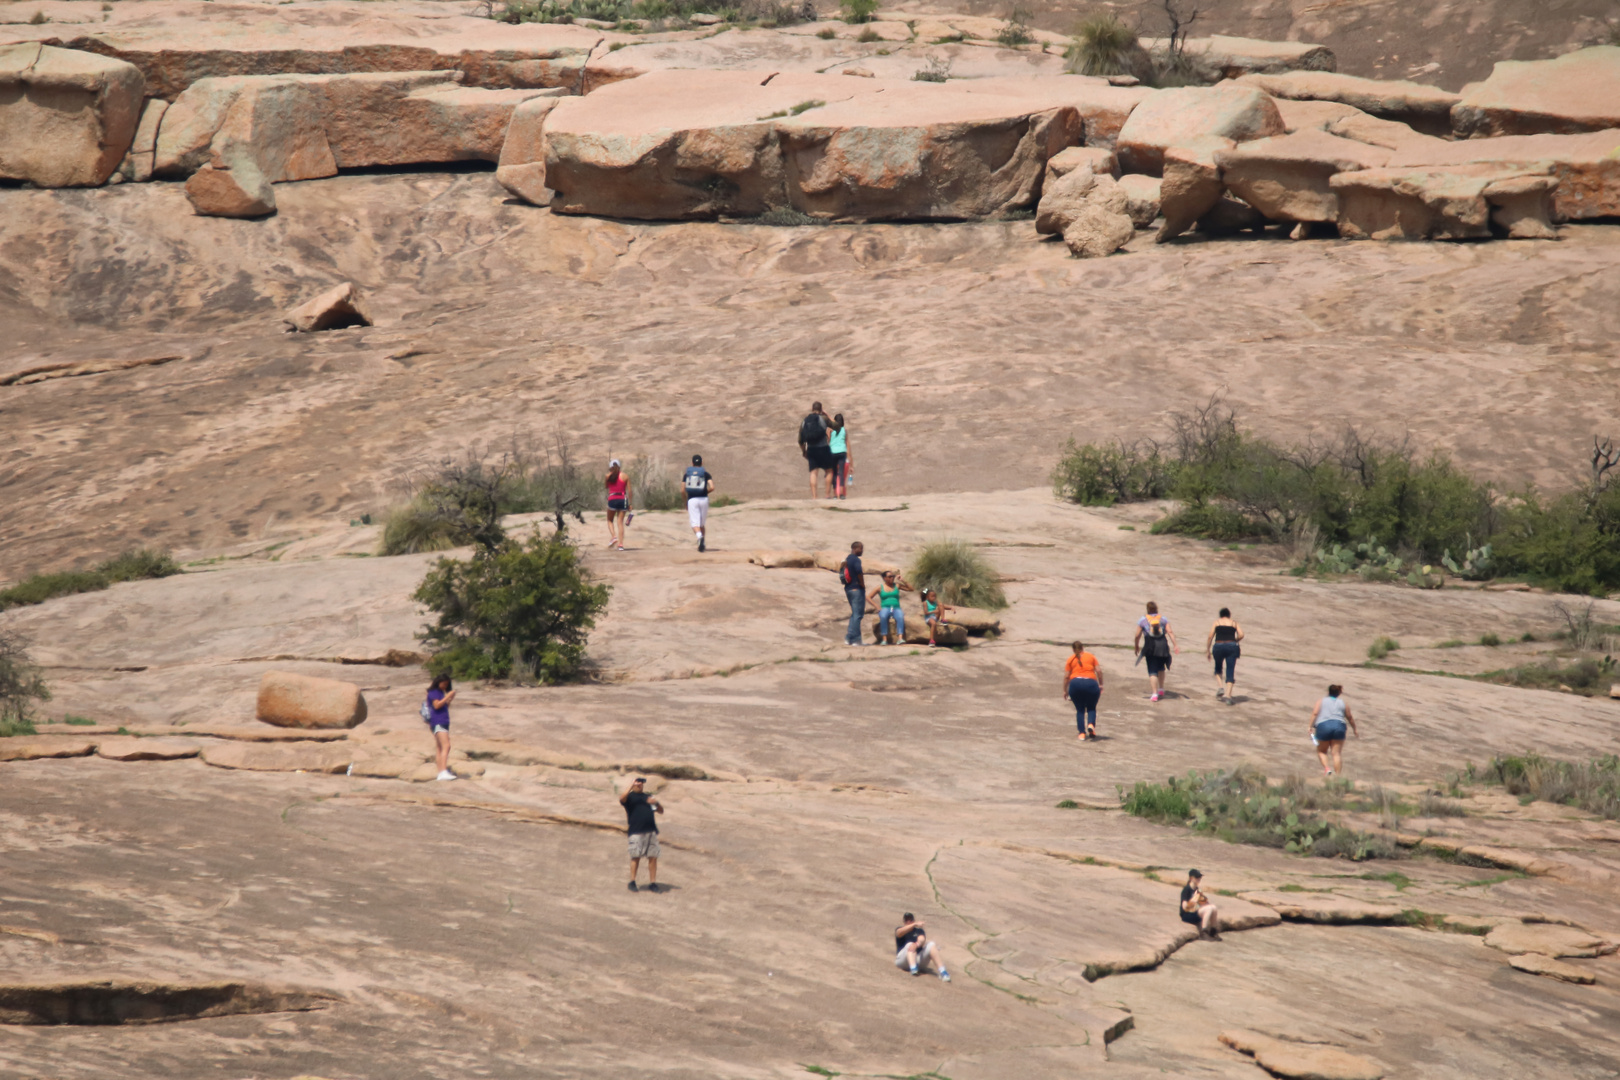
[1212, 642, 1239, 682]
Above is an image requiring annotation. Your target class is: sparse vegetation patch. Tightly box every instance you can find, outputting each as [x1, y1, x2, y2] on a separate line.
[0, 549, 180, 612]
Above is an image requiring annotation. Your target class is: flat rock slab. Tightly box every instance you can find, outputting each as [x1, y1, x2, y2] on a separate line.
[1484, 921, 1613, 958]
[200, 742, 352, 774]
[1237, 70, 1458, 134]
[2, 7, 609, 100]
[0, 738, 98, 762]
[1140, 35, 1335, 83]
[1507, 952, 1597, 983]
[580, 29, 876, 93]
[1220, 1029, 1385, 1080]
[1217, 129, 1391, 223]
[183, 727, 350, 742]
[1452, 45, 1620, 137]
[1239, 891, 1404, 924]
[1387, 130, 1620, 221]
[1115, 84, 1284, 176]
[94, 737, 201, 761]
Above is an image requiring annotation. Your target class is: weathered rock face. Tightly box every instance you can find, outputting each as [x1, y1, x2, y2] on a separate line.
[544, 70, 1077, 222]
[1155, 136, 1233, 241]
[284, 282, 374, 333]
[1273, 97, 1361, 134]
[1063, 196, 1136, 259]
[1507, 953, 1596, 983]
[1236, 70, 1459, 136]
[1045, 145, 1117, 181]
[1330, 163, 1560, 241]
[1326, 111, 1449, 153]
[1140, 35, 1335, 82]
[255, 671, 368, 729]
[1036, 165, 1098, 235]
[184, 158, 276, 218]
[1218, 130, 1391, 223]
[1115, 85, 1284, 176]
[1116, 173, 1161, 227]
[580, 29, 882, 95]
[1484, 920, 1614, 958]
[495, 94, 567, 206]
[0, 43, 145, 187]
[955, 76, 1153, 149]
[817, 42, 1072, 84]
[115, 97, 168, 183]
[1452, 45, 1620, 138]
[323, 79, 565, 169]
[1387, 130, 1620, 221]
[10, 11, 608, 100]
[1219, 1030, 1386, 1080]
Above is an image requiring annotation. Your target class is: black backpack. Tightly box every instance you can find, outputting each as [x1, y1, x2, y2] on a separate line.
[1144, 615, 1171, 657]
[799, 413, 824, 446]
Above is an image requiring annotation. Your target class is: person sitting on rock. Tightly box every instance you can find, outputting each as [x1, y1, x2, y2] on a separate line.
[1181, 869, 1221, 940]
[868, 570, 913, 645]
[894, 913, 950, 981]
[921, 588, 951, 647]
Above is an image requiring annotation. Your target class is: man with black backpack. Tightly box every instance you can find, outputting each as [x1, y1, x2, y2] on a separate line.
[683, 454, 713, 552]
[841, 541, 867, 646]
[1133, 600, 1179, 701]
[798, 402, 834, 499]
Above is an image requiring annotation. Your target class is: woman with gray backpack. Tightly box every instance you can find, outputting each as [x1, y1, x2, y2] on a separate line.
[1133, 601, 1178, 702]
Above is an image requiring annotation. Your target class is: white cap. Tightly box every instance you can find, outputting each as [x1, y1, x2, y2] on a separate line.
[610, 458, 621, 468]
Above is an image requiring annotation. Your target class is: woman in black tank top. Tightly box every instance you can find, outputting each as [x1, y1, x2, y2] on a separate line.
[1206, 608, 1244, 704]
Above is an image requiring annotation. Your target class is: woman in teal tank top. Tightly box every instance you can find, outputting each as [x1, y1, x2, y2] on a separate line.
[866, 570, 913, 645]
[829, 414, 851, 500]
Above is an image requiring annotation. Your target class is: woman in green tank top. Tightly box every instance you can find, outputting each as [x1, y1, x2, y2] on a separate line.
[866, 570, 913, 645]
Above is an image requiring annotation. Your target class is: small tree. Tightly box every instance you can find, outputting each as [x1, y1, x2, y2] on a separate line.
[0, 630, 50, 736]
[414, 529, 611, 683]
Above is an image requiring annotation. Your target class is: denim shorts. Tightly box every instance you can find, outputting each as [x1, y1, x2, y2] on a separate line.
[1312, 722, 1347, 745]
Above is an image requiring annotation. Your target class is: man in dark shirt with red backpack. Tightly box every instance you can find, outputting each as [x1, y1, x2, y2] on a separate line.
[842, 541, 867, 646]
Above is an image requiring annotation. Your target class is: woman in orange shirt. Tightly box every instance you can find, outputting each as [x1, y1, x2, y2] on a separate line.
[1062, 641, 1105, 742]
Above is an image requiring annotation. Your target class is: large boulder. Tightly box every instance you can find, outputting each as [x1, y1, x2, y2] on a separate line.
[1236, 71, 1459, 136]
[158, 71, 559, 180]
[1452, 45, 1620, 138]
[543, 70, 1078, 222]
[8, 12, 607, 101]
[1217, 130, 1391, 224]
[1141, 35, 1334, 81]
[1115, 85, 1284, 176]
[0, 42, 144, 187]
[255, 671, 368, 730]
[1330, 163, 1560, 240]
[1386, 130, 1620, 221]
[776, 85, 1078, 221]
[1036, 165, 1100, 234]
[1155, 136, 1233, 241]
[1063, 195, 1136, 259]
[184, 158, 277, 218]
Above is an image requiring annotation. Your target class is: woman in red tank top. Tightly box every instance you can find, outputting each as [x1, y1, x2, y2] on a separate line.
[605, 459, 631, 551]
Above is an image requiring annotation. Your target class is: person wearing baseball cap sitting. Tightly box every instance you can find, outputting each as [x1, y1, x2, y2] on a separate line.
[1180, 869, 1221, 940]
[619, 777, 664, 893]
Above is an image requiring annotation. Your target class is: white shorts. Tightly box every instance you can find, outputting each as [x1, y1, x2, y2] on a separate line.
[687, 497, 709, 528]
[895, 941, 936, 968]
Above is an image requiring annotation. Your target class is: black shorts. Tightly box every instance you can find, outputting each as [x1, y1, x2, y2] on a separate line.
[1145, 653, 1171, 675]
[807, 445, 835, 471]
[608, 497, 626, 511]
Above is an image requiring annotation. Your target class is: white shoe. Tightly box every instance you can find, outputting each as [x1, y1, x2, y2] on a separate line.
[436, 769, 457, 781]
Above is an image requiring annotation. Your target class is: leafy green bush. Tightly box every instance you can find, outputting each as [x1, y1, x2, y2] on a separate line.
[415, 530, 611, 683]
[1066, 13, 1138, 75]
[0, 631, 50, 734]
[1052, 438, 1176, 506]
[1120, 767, 1398, 860]
[909, 538, 1006, 610]
[1479, 632, 1501, 647]
[1476, 655, 1615, 696]
[0, 549, 181, 612]
[840, 0, 876, 22]
[380, 496, 463, 556]
[1367, 635, 1400, 660]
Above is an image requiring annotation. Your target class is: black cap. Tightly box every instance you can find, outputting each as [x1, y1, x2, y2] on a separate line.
[692, 454, 702, 465]
[1188, 868, 1202, 878]
[633, 777, 647, 784]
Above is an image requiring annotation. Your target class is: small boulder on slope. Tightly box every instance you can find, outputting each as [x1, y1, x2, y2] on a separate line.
[0, 43, 145, 188]
[256, 671, 369, 729]
[283, 283, 374, 333]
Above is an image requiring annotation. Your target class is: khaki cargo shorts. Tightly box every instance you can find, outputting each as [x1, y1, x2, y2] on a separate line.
[628, 831, 660, 859]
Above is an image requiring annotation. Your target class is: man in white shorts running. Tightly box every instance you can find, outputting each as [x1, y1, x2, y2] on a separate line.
[683, 454, 713, 552]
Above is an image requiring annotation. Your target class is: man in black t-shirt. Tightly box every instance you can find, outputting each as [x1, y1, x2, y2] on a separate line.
[842, 541, 867, 646]
[683, 454, 714, 553]
[1180, 869, 1221, 940]
[893, 912, 950, 980]
[799, 401, 833, 499]
[620, 777, 665, 893]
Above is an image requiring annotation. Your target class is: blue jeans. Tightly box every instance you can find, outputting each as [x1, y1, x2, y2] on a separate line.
[877, 606, 905, 638]
[845, 587, 866, 644]
[1068, 678, 1100, 734]
[1212, 642, 1240, 682]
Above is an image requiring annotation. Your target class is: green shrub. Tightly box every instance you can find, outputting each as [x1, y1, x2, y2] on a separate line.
[912, 55, 951, 81]
[1052, 437, 1177, 506]
[1367, 635, 1400, 660]
[1120, 767, 1398, 860]
[380, 496, 463, 556]
[0, 549, 181, 612]
[626, 456, 684, 511]
[909, 538, 1006, 610]
[995, 5, 1033, 45]
[1479, 632, 1501, 647]
[855, 25, 880, 41]
[1483, 753, 1619, 819]
[839, 0, 876, 22]
[1151, 501, 1257, 541]
[414, 529, 611, 684]
[1476, 655, 1615, 696]
[0, 631, 50, 733]
[748, 206, 826, 226]
[1066, 13, 1138, 75]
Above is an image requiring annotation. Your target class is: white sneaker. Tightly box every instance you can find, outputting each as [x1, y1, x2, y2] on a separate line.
[436, 769, 457, 781]
[939, 970, 951, 982]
